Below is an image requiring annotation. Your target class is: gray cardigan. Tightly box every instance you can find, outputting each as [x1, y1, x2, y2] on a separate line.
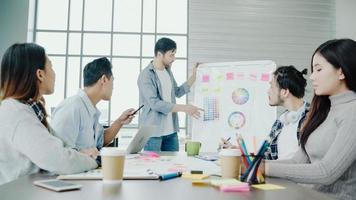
[137, 62, 190, 137]
[0, 99, 97, 185]
[266, 91, 356, 200]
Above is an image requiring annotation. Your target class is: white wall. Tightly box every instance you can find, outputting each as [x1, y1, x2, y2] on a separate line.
[187, 0, 337, 134]
[0, 0, 31, 59]
[336, 0, 356, 40]
[187, 0, 335, 106]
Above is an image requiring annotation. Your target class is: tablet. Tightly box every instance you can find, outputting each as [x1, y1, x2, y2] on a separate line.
[126, 125, 157, 154]
[33, 179, 81, 192]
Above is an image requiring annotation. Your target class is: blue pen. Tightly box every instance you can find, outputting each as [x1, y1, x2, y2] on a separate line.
[159, 172, 182, 181]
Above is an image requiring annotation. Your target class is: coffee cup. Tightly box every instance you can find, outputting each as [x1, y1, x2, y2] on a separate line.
[185, 141, 201, 156]
[101, 147, 126, 183]
[219, 149, 241, 179]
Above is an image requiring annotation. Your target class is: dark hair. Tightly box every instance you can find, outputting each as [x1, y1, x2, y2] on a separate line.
[1, 43, 49, 128]
[300, 38, 356, 151]
[273, 65, 308, 98]
[1, 43, 46, 101]
[83, 57, 113, 87]
[154, 37, 177, 56]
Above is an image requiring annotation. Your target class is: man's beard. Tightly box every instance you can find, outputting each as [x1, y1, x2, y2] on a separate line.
[163, 59, 173, 67]
[269, 96, 283, 107]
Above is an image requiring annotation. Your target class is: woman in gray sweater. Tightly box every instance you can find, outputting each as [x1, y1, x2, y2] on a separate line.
[0, 43, 98, 185]
[266, 38, 356, 200]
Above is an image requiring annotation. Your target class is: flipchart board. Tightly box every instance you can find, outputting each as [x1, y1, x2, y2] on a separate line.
[192, 60, 277, 153]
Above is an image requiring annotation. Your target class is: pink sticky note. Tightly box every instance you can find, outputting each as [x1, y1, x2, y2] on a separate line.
[202, 75, 210, 83]
[220, 184, 250, 192]
[141, 151, 160, 158]
[261, 73, 270, 81]
[249, 74, 257, 81]
[226, 72, 234, 80]
[236, 73, 244, 80]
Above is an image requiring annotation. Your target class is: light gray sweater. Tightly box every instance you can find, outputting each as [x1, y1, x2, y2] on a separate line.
[0, 99, 98, 185]
[266, 91, 356, 200]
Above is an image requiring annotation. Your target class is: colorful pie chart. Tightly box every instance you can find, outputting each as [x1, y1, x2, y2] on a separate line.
[228, 111, 246, 129]
[232, 88, 249, 105]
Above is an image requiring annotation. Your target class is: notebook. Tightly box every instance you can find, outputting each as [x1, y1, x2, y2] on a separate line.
[57, 169, 159, 180]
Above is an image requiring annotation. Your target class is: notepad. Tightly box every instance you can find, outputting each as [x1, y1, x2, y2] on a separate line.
[210, 179, 242, 187]
[194, 152, 219, 161]
[252, 184, 285, 190]
[192, 180, 211, 186]
[220, 183, 250, 192]
[57, 169, 159, 180]
[182, 173, 209, 180]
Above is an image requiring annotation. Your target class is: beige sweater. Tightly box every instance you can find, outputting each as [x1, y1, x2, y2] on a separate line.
[266, 91, 356, 200]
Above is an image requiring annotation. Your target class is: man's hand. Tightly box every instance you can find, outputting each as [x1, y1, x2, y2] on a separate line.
[184, 104, 204, 119]
[187, 62, 202, 87]
[192, 62, 201, 78]
[218, 137, 238, 151]
[116, 108, 135, 125]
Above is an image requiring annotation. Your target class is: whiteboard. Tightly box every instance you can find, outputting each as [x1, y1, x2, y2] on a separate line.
[192, 60, 277, 153]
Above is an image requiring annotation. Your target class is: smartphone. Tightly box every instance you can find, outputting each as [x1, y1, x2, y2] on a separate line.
[131, 105, 144, 116]
[33, 179, 82, 192]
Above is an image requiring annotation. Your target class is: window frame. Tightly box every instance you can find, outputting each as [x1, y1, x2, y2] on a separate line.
[32, 0, 189, 134]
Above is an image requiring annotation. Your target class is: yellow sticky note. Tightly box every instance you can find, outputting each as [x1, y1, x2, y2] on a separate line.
[182, 173, 209, 180]
[192, 180, 211, 186]
[252, 184, 285, 190]
[210, 179, 242, 187]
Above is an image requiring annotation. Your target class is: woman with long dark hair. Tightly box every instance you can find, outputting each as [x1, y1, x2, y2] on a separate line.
[0, 43, 97, 185]
[265, 38, 356, 199]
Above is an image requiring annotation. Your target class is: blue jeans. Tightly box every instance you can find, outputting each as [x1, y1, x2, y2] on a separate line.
[144, 132, 179, 151]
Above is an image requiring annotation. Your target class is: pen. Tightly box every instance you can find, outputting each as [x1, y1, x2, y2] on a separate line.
[159, 172, 182, 181]
[130, 105, 144, 116]
[217, 137, 232, 151]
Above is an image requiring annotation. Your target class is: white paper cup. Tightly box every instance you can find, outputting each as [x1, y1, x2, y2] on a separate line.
[101, 148, 126, 183]
[219, 149, 241, 179]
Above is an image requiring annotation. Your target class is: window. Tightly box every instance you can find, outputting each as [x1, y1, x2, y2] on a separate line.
[33, 0, 188, 136]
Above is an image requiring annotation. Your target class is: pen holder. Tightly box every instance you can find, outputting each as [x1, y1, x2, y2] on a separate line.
[240, 155, 265, 184]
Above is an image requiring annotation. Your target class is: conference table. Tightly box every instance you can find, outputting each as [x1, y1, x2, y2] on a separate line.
[0, 152, 335, 200]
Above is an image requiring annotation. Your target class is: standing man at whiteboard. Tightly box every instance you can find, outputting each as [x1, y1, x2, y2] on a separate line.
[137, 37, 203, 151]
[220, 66, 309, 160]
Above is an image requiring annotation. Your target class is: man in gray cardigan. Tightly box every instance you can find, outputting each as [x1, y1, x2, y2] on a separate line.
[138, 37, 203, 151]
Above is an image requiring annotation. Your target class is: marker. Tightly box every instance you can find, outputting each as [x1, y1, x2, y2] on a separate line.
[190, 170, 203, 174]
[159, 172, 182, 181]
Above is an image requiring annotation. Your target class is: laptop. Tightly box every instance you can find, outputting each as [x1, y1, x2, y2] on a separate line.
[126, 125, 157, 154]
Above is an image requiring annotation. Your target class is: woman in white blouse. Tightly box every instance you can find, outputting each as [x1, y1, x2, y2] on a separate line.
[0, 43, 98, 185]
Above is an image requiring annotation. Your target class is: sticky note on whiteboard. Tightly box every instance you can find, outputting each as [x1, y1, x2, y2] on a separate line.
[202, 75, 210, 83]
[261, 73, 270, 81]
[226, 72, 234, 80]
[236, 73, 244, 80]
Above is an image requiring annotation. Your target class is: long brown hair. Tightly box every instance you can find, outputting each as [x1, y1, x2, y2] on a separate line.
[1, 43, 49, 127]
[1, 43, 46, 100]
[300, 39, 356, 151]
